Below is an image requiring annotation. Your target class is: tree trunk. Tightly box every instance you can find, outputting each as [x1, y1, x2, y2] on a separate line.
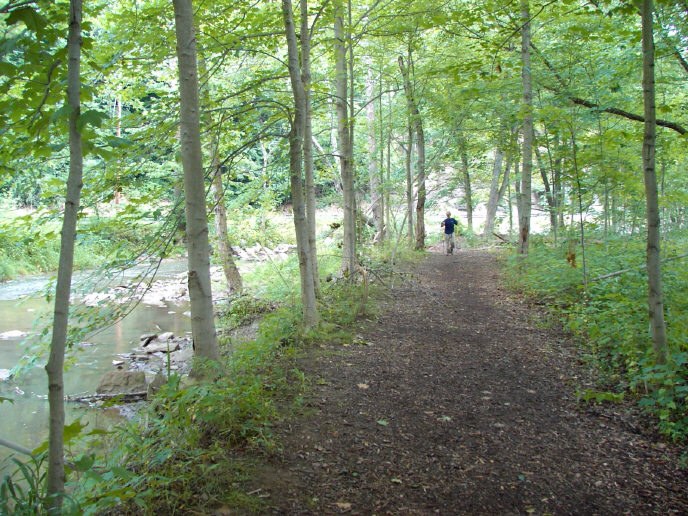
[366, 67, 384, 243]
[300, 0, 319, 291]
[483, 148, 504, 236]
[211, 160, 243, 293]
[283, 0, 318, 326]
[46, 0, 82, 506]
[459, 136, 473, 233]
[172, 0, 219, 365]
[198, 54, 243, 295]
[398, 52, 426, 250]
[518, 0, 533, 255]
[334, 0, 356, 275]
[534, 139, 556, 232]
[404, 124, 414, 243]
[641, 0, 668, 364]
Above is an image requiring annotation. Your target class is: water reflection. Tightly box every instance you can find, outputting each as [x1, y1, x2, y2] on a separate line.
[0, 260, 192, 472]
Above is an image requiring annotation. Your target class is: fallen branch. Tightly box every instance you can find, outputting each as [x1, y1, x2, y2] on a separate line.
[0, 437, 33, 457]
[590, 252, 688, 282]
[66, 392, 147, 403]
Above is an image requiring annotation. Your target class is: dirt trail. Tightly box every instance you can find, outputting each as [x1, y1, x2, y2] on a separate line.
[248, 250, 688, 514]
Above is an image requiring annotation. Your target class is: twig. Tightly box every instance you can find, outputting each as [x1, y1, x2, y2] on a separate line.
[590, 252, 688, 282]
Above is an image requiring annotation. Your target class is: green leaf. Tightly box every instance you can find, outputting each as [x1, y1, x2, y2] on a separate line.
[77, 109, 109, 132]
[376, 419, 388, 426]
[5, 7, 49, 36]
[63, 419, 88, 444]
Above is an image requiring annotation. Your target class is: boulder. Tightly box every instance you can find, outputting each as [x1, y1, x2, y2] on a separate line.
[96, 371, 147, 395]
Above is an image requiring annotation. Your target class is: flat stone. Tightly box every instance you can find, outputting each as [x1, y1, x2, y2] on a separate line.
[143, 340, 181, 354]
[96, 371, 147, 395]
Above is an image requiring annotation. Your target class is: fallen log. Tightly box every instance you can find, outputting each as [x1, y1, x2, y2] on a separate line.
[65, 392, 147, 403]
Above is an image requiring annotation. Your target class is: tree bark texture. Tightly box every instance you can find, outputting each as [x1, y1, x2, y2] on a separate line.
[641, 0, 668, 364]
[518, 0, 533, 255]
[46, 0, 82, 505]
[283, 0, 318, 326]
[334, 0, 357, 275]
[172, 0, 219, 364]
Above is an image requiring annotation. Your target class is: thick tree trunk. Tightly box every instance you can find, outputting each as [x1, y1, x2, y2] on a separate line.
[283, 0, 318, 326]
[46, 0, 82, 506]
[334, 0, 357, 275]
[172, 0, 219, 364]
[641, 0, 668, 364]
[300, 0, 319, 291]
[366, 68, 384, 243]
[518, 0, 534, 255]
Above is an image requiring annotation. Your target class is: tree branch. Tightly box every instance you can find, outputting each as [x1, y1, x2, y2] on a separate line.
[531, 42, 687, 135]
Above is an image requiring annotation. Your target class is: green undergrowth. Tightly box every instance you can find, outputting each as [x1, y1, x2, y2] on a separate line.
[2, 253, 387, 514]
[504, 232, 688, 441]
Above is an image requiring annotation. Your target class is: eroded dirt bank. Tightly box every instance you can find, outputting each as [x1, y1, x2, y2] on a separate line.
[245, 249, 688, 514]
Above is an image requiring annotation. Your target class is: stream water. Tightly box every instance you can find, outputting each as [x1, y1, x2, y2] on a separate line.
[0, 260, 193, 472]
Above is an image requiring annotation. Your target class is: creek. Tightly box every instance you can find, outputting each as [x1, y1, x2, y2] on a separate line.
[0, 259, 193, 473]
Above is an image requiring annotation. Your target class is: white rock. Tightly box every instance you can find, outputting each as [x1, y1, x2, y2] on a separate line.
[0, 330, 27, 340]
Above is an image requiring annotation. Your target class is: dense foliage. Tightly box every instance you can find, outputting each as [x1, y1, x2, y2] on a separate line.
[505, 232, 688, 440]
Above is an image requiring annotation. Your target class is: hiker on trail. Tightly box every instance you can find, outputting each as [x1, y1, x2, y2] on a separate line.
[441, 211, 459, 255]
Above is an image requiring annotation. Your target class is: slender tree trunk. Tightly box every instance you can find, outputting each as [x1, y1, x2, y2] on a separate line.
[46, 0, 82, 506]
[458, 136, 473, 232]
[173, 0, 219, 364]
[398, 52, 426, 250]
[114, 97, 122, 204]
[300, 0, 319, 291]
[283, 0, 318, 326]
[534, 139, 556, 231]
[404, 125, 414, 243]
[211, 160, 243, 293]
[334, 0, 356, 275]
[366, 67, 384, 243]
[484, 149, 503, 236]
[518, 0, 533, 255]
[641, 0, 668, 364]
[198, 55, 243, 295]
[570, 129, 588, 289]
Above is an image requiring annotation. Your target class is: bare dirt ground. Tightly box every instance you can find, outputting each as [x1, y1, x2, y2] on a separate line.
[246, 249, 688, 514]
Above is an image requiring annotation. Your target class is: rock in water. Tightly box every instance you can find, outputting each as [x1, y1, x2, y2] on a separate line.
[96, 371, 147, 395]
[0, 330, 27, 340]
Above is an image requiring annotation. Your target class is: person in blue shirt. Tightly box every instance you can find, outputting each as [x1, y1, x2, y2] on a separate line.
[441, 211, 459, 255]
